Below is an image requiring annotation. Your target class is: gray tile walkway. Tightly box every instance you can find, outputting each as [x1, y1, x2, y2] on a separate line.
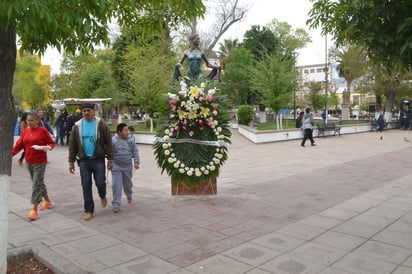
[7, 129, 412, 273]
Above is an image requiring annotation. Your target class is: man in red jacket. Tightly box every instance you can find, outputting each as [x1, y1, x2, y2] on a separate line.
[13, 112, 55, 220]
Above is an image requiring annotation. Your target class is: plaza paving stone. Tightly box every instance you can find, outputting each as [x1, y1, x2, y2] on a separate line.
[7, 129, 412, 273]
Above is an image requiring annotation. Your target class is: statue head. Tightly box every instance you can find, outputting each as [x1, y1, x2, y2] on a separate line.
[189, 33, 200, 48]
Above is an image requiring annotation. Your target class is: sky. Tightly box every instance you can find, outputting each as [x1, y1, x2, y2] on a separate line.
[42, 0, 331, 74]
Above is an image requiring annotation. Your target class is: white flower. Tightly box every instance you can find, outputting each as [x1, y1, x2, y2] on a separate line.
[207, 88, 216, 96]
[164, 150, 170, 156]
[195, 170, 202, 177]
[209, 165, 216, 171]
[179, 168, 185, 174]
[164, 135, 170, 141]
[162, 143, 168, 149]
[204, 170, 209, 175]
[187, 170, 193, 176]
[173, 162, 180, 168]
[168, 157, 175, 163]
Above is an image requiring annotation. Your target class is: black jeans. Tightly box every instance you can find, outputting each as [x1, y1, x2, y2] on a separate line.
[301, 129, 315, 146]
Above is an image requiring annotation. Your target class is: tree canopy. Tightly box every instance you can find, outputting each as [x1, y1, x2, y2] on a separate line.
[308, 0, 412, 71]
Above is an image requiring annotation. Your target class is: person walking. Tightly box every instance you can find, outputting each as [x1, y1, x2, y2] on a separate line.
[301, 108, 316, 147]
[111, 123, 140, 213]
[68, 102, 113, 221]
[12, 112, 55, 220]
[37, 109, 54, 136]
[54, 110, 68, 145]
[295, 111, 304, 129]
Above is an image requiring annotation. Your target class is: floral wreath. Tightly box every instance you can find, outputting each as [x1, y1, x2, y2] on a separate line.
[153, 79, 231, 185]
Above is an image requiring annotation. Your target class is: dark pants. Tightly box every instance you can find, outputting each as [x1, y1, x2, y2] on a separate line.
[301, 129, 315, 146]
[78, 158, 106, 213]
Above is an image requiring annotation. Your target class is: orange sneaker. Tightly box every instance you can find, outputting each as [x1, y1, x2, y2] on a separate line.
[28, 209, 38, 220]
[40, 200, 52, 211]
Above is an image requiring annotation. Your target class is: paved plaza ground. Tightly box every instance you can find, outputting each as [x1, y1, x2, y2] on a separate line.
[7, 129, 412, 273]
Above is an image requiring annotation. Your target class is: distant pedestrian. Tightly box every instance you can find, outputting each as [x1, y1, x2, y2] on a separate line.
[37, 109, 54, 136]
[68, 103, 113, 221]
[301, 108, 316, 147]
[12, 112, 55, 220]
[377, 111, 385, 132]
[111, 123, 140, 213]
[295, 111, 304, 129]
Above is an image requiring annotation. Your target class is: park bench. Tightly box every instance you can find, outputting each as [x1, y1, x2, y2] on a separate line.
[317, 123, 341, 137]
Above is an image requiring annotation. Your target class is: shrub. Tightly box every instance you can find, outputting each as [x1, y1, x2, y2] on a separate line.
[237, 105, 254, 125]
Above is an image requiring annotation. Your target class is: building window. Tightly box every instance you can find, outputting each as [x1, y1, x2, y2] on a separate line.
[304, 69, 309, 74]
[310, 69, 315, 73]
[317, 68, 323, 73]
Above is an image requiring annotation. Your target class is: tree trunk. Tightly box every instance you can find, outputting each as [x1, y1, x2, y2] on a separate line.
[0, 25, 17, 274]
[384, 89, 395, 121]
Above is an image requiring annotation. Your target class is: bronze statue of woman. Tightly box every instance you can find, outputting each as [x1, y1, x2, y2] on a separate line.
[174, 33, 220, 82]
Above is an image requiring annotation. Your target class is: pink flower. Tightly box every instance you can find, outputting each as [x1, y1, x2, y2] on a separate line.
[207, 121, 213, 127]
[208, 95, 214, 101]
[211, 103, 218, 109]
[174, 125, 179, 131]
[198, 120, 204, 125]
[189, 131, 194, 136]
[182, 120, 188, 126]
[213, 110, 218, 116]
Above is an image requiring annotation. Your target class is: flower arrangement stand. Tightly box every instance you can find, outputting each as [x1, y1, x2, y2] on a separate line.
[171, 177, 217, 195]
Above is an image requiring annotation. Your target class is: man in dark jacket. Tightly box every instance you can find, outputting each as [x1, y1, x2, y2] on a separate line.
[68, 103, 113, 221]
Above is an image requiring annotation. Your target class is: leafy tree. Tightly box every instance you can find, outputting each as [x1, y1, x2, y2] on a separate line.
[327, 90, 340, 110]
[305, 82, 325, 111]
[217, 38, 240, 70]
[13, 54, 46, 110]
[242, 25, 279, 60]
[250, 53, 298, 123]
[0, 1, 205, 272]
[308, 0, 412, 70]
[267, 19, 311, 61]
[120, 40, 175, 116]
[221, 47, 254, 106]
[332, 45, 367, 100]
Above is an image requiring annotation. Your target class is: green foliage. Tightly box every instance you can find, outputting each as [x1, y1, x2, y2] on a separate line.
[250, 53, 297, 115]
[305, 82, 325, 111]
[237, 105, 254, 125]
[242, 25, 279, 60]
[221, 47, 254, 105]
[308, 0, 412, 71]
[118, 39, 175, 115]
[12, 54, 46, 110]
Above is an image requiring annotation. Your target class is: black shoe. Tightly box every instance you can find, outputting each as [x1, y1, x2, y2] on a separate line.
[301, 144, 305, 147]
[311, 143, 316, 146]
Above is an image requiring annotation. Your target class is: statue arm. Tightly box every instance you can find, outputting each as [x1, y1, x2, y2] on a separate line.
[202, 53, 219, 69]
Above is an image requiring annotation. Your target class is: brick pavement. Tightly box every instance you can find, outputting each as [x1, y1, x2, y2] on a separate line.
[7, 129, 412, 273]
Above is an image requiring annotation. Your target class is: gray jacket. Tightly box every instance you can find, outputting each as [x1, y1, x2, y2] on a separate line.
[112, 134, 140, 170]
[302, 113, 314, 130]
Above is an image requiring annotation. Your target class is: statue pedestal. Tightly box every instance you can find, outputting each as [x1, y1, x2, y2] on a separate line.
[341, 104, 350, 120]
